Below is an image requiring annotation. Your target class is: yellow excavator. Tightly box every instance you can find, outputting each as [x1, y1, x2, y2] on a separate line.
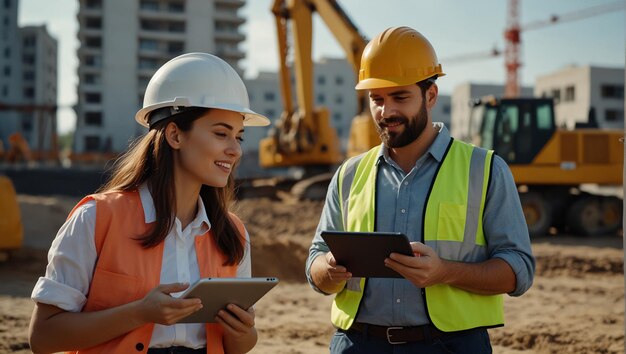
[469, 96, 623, 236]
[258, 0, 379, 198]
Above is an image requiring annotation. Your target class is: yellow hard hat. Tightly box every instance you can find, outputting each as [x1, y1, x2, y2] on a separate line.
[355, 27, 445, 90]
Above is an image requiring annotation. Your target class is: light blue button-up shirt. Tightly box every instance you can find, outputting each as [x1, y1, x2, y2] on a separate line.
[305, 123, 535, 326]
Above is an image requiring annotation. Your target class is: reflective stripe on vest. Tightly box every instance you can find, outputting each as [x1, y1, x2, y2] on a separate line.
[332, 139, 503, 332]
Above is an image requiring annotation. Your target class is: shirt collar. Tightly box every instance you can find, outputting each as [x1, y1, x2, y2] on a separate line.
[138, 183, 211, 232]
[376, 122, 451, 166]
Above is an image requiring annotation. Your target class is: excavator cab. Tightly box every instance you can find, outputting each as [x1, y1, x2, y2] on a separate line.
[472, 97, 556, 164]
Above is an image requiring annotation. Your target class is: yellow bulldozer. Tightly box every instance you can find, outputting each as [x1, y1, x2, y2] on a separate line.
[469, 96, 623, 236]
[0, 175, 23, 258]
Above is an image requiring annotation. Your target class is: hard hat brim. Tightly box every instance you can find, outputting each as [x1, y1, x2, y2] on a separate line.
[355, 73, 445, 90]
[135, 101, 270, 128]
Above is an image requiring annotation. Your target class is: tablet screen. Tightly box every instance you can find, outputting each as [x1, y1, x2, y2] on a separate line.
[321, 231, 413, 278]
[177, 277, 279, 323]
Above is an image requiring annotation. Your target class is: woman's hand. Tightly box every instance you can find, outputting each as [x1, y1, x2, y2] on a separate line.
[136, 283, 203, 325]
[216, 304, 256, 339]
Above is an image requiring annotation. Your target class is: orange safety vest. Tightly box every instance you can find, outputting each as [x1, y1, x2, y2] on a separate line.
[65, 190, 244, 354]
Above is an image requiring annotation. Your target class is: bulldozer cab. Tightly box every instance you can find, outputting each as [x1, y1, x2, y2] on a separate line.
[473, 98, 556, 164]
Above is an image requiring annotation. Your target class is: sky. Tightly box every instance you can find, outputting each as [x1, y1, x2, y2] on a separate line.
[18, 0, 625, 134]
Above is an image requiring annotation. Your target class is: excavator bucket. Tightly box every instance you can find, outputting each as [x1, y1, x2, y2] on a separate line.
[0, 175, 23, 251]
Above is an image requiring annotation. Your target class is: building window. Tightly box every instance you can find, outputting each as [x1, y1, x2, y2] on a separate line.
[317, 76, 326, 85]
[85, 111, 102, 126]
[23, 36, 35, 47]
[551, 89, 561, 103]
[138, 57, 158, 69]
[601, 84, 624, 99]
[84, 73, 100, 84]
[3, 65, 10, 76]
[317, 93, 325, 103]
[84, 55, 102, 67]
[168, 41, 184, 54]
[84, 136, 101, 152]
[141, 20, 160, 31]
[168, 2, 185, 12]
[442, 104, 451, 115]
[605, 109, 624, 122]
[23, 71, 34, 81]
[85, 36, 102, 49]
[335, 76, 344, 85]
[23, 54, 35, 65]
[139, 39, 159, 51]
[140, 0, 159, 11]
[333, 112, 341, 122]
[23, 87, 34, 98]
[2, 85, 7, 97]
[85, 17, 102, 29]
[85, 92, 101, 103]
[564, 86, 575, 102]
[4, 0, 10, 9]
[21, 116, 33, 131]
[3, 16, 8, 26]
[335, 95, 343, 104]
[168, 21, 185, 33]
[85, 0, 102, 9]
[264, 92, 275, 101]
[4, 47, 9, 58]
[264, 109, 275, 118]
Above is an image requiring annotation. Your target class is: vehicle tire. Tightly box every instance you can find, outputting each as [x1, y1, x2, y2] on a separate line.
[519, 192, 552, 237]
[567, 195, 622, 236]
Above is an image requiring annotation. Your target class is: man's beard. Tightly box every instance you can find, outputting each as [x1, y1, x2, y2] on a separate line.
[375, 102, 428, 148]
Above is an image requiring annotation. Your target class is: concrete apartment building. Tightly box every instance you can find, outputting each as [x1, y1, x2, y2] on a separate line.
[0, 0, 58, 154]
[451, 83, 533, 141]
[73, 0, 246, 153]
[0, 0, 22, 151]
[19, 25, 58, 152]
[535, 65, 624, 130]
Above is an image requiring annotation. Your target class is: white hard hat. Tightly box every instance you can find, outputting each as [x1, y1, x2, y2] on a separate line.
[135, 53, 270, 128]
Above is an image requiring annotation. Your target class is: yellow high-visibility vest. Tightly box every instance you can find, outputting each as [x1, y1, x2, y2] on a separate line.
[331, 139, 503, 332]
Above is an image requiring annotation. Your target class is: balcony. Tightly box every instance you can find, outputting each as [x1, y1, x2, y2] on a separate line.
[215, 0, 245, 8]
[214, 29, 245, 42]
[214, 11, 246, 25]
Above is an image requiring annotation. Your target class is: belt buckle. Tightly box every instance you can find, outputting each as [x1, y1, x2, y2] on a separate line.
[386, 326, 406, 345]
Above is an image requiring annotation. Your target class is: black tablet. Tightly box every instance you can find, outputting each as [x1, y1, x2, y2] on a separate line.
[320, 231, 414, 278]
[176, 277, 279, 323]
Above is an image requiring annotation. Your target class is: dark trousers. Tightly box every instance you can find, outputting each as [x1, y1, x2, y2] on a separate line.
[330, 327, 492, 354]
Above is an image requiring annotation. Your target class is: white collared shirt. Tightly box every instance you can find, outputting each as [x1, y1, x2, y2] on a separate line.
[31, 184, 251, 349]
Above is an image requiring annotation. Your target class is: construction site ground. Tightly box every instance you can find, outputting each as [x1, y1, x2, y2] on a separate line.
[1, 195, 623, 353]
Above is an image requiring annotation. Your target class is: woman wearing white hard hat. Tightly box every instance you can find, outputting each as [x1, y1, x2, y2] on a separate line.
[29, 53, 270, 354]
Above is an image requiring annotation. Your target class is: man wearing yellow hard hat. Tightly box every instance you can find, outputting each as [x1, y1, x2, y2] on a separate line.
[306, 27, 535, 353]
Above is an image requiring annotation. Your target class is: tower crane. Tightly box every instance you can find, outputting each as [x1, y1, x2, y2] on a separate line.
[441, 0, 625, 97]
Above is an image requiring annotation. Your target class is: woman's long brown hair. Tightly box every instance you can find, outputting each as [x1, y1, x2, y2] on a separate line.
[98, 108, 244, 266]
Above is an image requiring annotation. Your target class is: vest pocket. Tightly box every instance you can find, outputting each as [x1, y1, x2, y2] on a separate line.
[87, 268, 141, 311]
[436, 202, 466, 242]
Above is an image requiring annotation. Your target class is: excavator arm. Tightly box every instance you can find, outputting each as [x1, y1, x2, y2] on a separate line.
[260, 0, 377, 168]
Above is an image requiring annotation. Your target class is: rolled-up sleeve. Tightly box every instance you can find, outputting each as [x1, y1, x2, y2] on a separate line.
[305, 170, 344, 293]
[31, 201, 98, 312]
[484, 155, 536, 296]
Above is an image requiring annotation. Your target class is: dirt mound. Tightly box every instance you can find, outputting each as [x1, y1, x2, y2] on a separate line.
[234, 198, 323, 282]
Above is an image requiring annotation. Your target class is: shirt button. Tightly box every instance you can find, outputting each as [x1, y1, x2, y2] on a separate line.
[396, 298, 401, 303]
[404, 181, 409, 186]
[401, 209, 406, 214]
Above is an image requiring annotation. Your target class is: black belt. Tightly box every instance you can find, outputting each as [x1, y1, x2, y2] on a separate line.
[147, 347, 206, 354]
[345, 322, 446, 344]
